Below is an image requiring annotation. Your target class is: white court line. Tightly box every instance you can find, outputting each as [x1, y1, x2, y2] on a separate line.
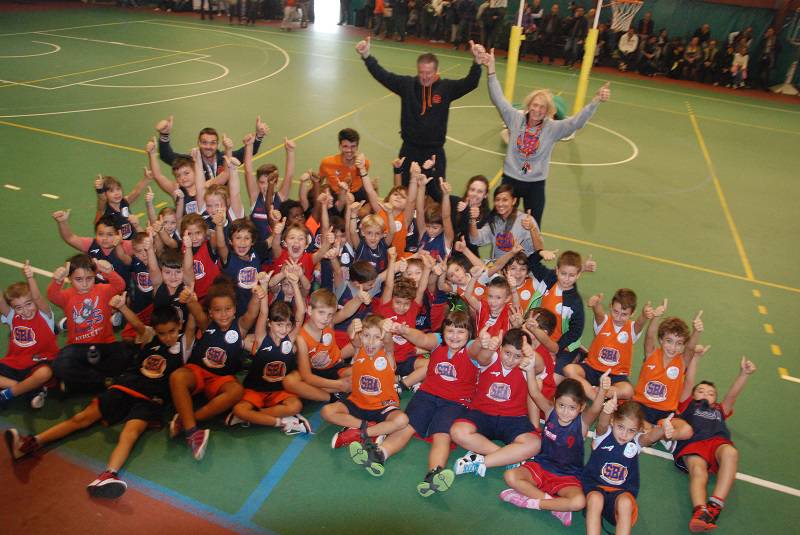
[0, 20, 145, 37]
[82, 59, 230, 89]
[47, 56, 213, 90]
[0, 41, 60, 58]
[34, 31, 210, 56]
[0, 78, 52, 90]
[0, 257, 53, 278]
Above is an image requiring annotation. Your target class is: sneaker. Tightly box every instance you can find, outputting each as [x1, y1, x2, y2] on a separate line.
[4, 429, 39, 460]
[689, 505, 717, 532]
[454, 451, 486, 477]
[30, 389, 47, 410]
[87, 470, 127, 499]
[706, 502, 722, 524]
[416, 466, 455, 497]
[169, 413, 183, 439]
[224, 412, 249, 428]
[349, 441, 385, 477]
[551, 510, 573, 527]
[331, 426, 361, 449]
[187, 429, 210, 461]
[282, 414, 313, 435]
[499, 488, 539, 509]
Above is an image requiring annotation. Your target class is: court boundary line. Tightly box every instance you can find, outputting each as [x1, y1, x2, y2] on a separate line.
[82, 58, 230, 89]
[0, 40, 60, 58]
[0, 120, 144, 153]
[0, 20, 148, 38]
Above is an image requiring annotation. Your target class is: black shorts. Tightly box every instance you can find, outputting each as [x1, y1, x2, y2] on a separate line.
[554, 349, 582, 375]
[580, 363, 629, 385]
[640, 404, 673, 425]
[312, 361, 350, 381]
[405, 389, 466, 438]
[97, 388, 162, 426]
[342, 398, 399, 423]
[456, 409, 536, 445]
[396, 356, 419, 377]
[0, 362, 47, 382]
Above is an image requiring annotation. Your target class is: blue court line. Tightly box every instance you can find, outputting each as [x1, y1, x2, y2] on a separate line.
[0, 416, 274, 535]
[234, 410, 324, 522]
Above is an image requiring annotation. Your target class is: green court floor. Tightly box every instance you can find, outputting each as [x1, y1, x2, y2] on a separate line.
[1, 7, 799, 534]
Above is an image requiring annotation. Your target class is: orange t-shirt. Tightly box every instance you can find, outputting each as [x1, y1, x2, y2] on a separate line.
[378, 209, 408, 256]
[633, 348, 685, 412]
[585, 317, 638, 376]
[319, 154, 370, 194]
[299, 325, 342, 371]
[348, 347, 399, 411]
[540, 282, 564, 341]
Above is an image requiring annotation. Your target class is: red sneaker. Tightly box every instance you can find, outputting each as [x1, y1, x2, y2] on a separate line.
[187, 429, 210, 461]
[706, 502, 722, 525]
[689, 505, 717, 532]
[4, 429, 39, 461]
[87, 471, 127, 499]
[331, 427, 362, 449]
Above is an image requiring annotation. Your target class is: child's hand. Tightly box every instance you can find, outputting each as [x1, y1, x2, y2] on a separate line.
[599, 368, 612, 392]
[358, 290, 372, 305]
[469, 204, 480, 221]
[511, 243, 524, 255]
[94, 175, 105, 192]
[588, 293, 604, 308]
[469, 265, 485, 278]
[525, 312, 541, 332]
[382, 318, 396, 334]
[243, 132, 256, 146]
[255, 116, 270, 138]
[141, 233, 153, 252]
[268, 172, 279, 186]
[317, 191, 331, 207]
[693, 344, 711, 358]
[355, 153, 367, 172]
[145, 137, 156, 154]
[143, 167, 153, 182]
[210, 209, 225, 227]
[324, 247, 338, 260]
[520, 209, 534, 231]
[661, 413, 675, 440]
[439, 177, 452, 195]
[456, 200, 468, 213]
[740, 356, 757, 375]
[520, 335, 535, 359]
[190, 147, 201, 161]
[222, 132, 234, 151]
[94, 258, 113, 274]
[583, 254, 597, 273]
[178, 286, 197, 304]
[21, 259, 33, 280]
[325, 229, 335, 246]
[145, 186, 155, 204]
[128, 214, 140, 231]
[602, 391, 618, 414]
[257, 270, 273, 289]
[155, 115, 173, 135]
[396, 259, 407, 273]
[454, 236, 467, 252]
[151, 219, 163, 234]
[422, 155, 436, 170]
[349, 200, 365, 214]
[478, 324, 492, 350]
[283, 137, 295, 152]
[298, 170, 312, 183]
[388, 247, 397, 262]
[109, 291, 128, 310]
[182, 229, 192, 245]
[53, 261, 70, 284]
[348, 318, 363, 341]
[540, 249, 558, 262]
[272, 217, 286, 239]
[52, 209, 71, 222]
[391, 156, 405, 170]
[653, 298, 668, 317]
[409, 161, 421, 176]
[642, 300, 654, 319]
[509, 304, 523, 328]
[310, 172, 320, 184]
[269, 209, 282, 223]
[432, 258, 446, 277]
[693, 310, 704, 332]
[285, 270, 300, 285]
[173, 187, 184, 200]
[253, 285, 267, 300]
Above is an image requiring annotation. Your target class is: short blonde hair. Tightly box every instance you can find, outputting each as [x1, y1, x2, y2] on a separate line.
[360, 214, 385, 232]
[522, 89, 556, 119]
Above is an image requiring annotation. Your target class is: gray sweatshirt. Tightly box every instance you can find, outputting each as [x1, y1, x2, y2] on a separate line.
[488, 73, 599, 182]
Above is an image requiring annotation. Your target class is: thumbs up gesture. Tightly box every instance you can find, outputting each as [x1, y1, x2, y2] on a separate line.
[355, 36, 371, 58]
[599, 368, 612, 392]
[693, 310, 704, 332]
[602, 390, 618, 414]
[596, 82, 611, 102]
[662, 413, 675, 440]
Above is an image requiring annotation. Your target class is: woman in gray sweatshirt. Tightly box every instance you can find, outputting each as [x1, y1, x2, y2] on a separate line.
[482, 48, 610, 227]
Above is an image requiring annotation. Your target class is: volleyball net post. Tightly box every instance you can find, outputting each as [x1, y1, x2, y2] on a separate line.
[503, 0, 527, 103]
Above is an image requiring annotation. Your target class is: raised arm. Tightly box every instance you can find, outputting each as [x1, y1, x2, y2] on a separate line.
[391, 322, 440, 352]
[242, 133, 258, 206]
[587, 293, 606, 326]
[358, 154, 384, 215]
[145, 137, 178, 196]
[155, 115, 177, 165]
[582, 369, 610, 433]
[380, 247, 398, 303]
[22, 261, 51, 317]
[522, 337, 554, 415]
[224, 155, 245, 218]
[94, 174, 107, 218]
[721, 357, 756, 415]
[448, 41, 484, 100]
[682, 310, 704, 363]
[345, 200, 364, 250]
[439, 178, 455, 250]
[485, 49, 523, 128]
[462, 267, 485, 312]
[51, 210, 85, 252]
[125, 167, 153, 205]
[357, 36, 405, 94]
[278, 138, 296, 202]
[110, 292, 146, 337]
[551, 82, 609, 139]
[643, 298, 667, 356]
[415, 171, 428, 241]
[192, 147, 207, 212]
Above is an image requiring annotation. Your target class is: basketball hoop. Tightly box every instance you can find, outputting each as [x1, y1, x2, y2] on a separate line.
[609, 0, 644, 32]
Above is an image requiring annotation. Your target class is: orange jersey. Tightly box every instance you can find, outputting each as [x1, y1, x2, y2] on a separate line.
[378, 209, 408, 256]
[348, 347, 399, 411]
[633, 348, 685, 412]
[516, 277, 536, 312]
[540, 282, 564, 341]
[585, 317, 639, 376]
[451, 278, 487, 302]
[319, 154, 370, 194]
[299, 325, 342, 371]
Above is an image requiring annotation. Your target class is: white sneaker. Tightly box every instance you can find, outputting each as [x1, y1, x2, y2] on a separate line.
[454, 451, 487, 477]
[30, 389, 47, 409]
[224, 412, 249, 428]
[282, 414, 313, 435]
[169, 413, 182, 439]
[660, 439, 675, 452]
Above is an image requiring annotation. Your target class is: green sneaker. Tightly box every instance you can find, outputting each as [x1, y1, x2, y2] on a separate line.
[349, 441, 385, 477]
[417, 466, 455, 497]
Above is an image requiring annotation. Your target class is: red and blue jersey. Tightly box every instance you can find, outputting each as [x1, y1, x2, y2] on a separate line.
[419, 341, 479, 406]
[222, 249, 264, 316]
[674, 399, 732, 456]
[101, 199, 133, 240]
[536, 409, 585, 477]
[469, 354, 528, 417]
[1, 309, 59, 369]
[191, 241, 221, 299]
[582, 427, 642, 495]
[128, 256, 154, 313]
[419, 231, 448, 260]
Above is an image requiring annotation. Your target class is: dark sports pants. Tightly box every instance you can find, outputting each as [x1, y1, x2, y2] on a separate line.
[399, 142, 446, 202]
[52, 342, 135, 392]
[502, 175, 546, 228]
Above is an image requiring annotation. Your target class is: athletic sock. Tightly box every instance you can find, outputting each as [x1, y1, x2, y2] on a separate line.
[274, 418, 283, 428]
[709, 496, 725, 508]
[0, 388, 14, 401]
[184, 426, 198, 437]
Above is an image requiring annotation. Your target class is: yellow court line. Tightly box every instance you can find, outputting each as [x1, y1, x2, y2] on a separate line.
[540, 230, 800, 295]
[686, 103, 754, 280]
[0, 44, 228, 88]
[489, 168, 504, 188]
[0, 120, 144, 154]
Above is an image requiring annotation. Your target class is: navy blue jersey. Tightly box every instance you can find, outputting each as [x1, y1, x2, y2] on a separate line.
[250, 192, 282, 242]
[243, 334, 296, 392]
[113, 333, 185, 401]
[87, 239, 130, 282]
[221, 249, 263, 316]
[354, 239, 388, 273]
[334, 284, 371, 333]
[535, 410, 585, 477]
[419, 231, 448, 261]
[582, 427, 641, 496]
[188, 321, 245, 376]
[128, 256, 154, 313]
[416, 290, 433, 331]
[674, 399, 731, 456]
[404, 218, 419, 254]
[179, 186, 199, 216]
[153, 283, 187, 327]
[103, 199, 134, 240]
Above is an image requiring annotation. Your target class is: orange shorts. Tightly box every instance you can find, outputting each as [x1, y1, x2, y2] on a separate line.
[186, 363, 237, 399]
[521, 461, 582, 496]
[241, 388, 296, 409]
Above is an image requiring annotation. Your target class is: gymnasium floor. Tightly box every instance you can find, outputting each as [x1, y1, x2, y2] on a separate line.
[1, 5, 798, 534]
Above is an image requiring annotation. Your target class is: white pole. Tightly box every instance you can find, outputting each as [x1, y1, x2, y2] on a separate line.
[592, 0, 603, 30]
[516, 0, 525, 27]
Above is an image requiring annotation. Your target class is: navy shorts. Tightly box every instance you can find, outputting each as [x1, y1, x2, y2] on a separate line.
[580, 363, 629, 385]
[406, 389, 466, 438]
[313, 361, 350, 381]
[554, 349, 582, 375]
[97, 388, 162, 426]
[0, 362, 43, 382]
[342, 398, 399, 423]
[456, 409, 536, 445]
[396, 356, 419, 377]
[583, 486, 639, 527]
[641, 404, 673, 425]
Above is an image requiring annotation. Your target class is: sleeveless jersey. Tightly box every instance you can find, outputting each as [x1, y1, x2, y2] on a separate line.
[378, 209, 407, 255]
[222, 250, 262, 316]
[535, 409, 585, 477]
[582, 427, 642, 495]
[128, 256, 154, 313]
[419, 342, 479, 405]
[354, 239, 388, 273]
[191, 241, 221, 299]
[536, 343, 557, 399]
[469, 354, 529, 417]
[516, 277, 536, 312]
[113, 333, 185, 400]
[334, 284, 372, 333]
[102, 199, 133, 240]
[1, 309, 59, 369]
[674, 399, 732, 457]
[451, 279, 487, 302]
[585, 317, 638, 376]
[540, 282, 564, 341]
[243, 334, 295, 392]
[348, 347, 399, 411]
[633, 348, 685, 412]
[250, 192, 282, 242]
[188, 321, 244, 376]
[299, 325, 342, 371]
[179, 186, 199, 215]
[87, 239, 130, 282]
[419, 231, 449, 260]
[371, 299, 421, 363]
[416, 290, 432, 331]
[153, 283, 187, 326]
[477, 299, 511, 338]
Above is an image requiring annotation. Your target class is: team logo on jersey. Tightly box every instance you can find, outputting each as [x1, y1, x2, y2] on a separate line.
[121, 206, 130, 217]
[432, 94, 442, 104]
[555, 302, 563, 315]
[644, 380, 667, 402]
[136, 271, 153, 292]
[374, 356, 388, 371]
[264, 361, 287, 381]
[359, 374, 382, 396]
[281, 340, 293, 354]
[203, 347, 228, 368]
[520, 289, 532, 301]
[314, 232, 322, 248]
[225, 330, 239, 344]
[392, 334, 407, 346]
[71, 296, 103, 340]
[474, 286, 485, 296]
[394, 220, 402, 232]
[624, 442, 639, 458]
[485, 314, 498, 327]
[341, 252, 351, 264]
[185, 200, 198, 214]
[666, 366, 680, 380]
[12, 326, 36, 348]
[322, 332, 333, 345]
[140, 354, 167, 379]
[193, 259, 206, 280]
[495, 232, 514, 252]
[310, 350, 332, 369]
[237, 267, 258, 289]
[120, 223, 133, 239]
[487, 382, 512, 402]
[600, 462, 629, 485]
[435, 361, 458, 381]
[598, 347, 620, 366]
[617, 331, 629, 344]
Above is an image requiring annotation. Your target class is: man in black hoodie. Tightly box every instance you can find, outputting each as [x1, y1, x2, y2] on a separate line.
[356, 35, 484, 201]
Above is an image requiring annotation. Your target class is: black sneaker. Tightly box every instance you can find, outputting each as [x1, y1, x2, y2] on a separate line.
[417, 466, 455, 497]
[87, 470, 127, 499]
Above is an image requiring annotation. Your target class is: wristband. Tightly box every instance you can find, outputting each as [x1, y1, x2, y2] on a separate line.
[96, 188, 106, 194]
[359, 172, 368, 178]
[159, 134, 170, 142]
[255, 135, 264, 142]
[393, 167, 403, 174]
